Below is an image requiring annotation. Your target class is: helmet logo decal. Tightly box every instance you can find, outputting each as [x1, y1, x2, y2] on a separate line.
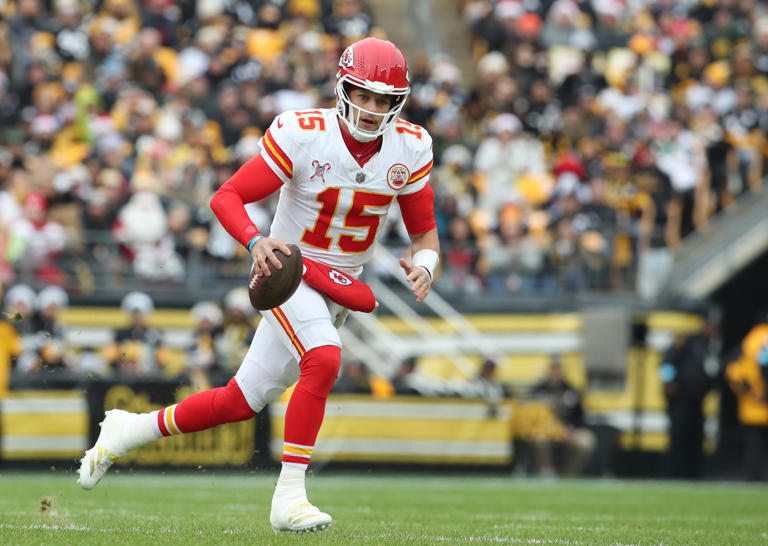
[387, 163, 410, 190]
[310, 160, 331, 183]
[339, 46, 354, 68]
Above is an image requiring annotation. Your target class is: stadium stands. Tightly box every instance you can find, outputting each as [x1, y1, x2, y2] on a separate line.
[1, 0, 765, 301]
[1, 0, 767, 478]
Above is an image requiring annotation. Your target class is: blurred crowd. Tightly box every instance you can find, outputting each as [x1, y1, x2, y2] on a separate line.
[0, 282, 257, 393]
[0, 0, 765, 300]
[433, 0, 767, 296]
[0, 0, 376, 293]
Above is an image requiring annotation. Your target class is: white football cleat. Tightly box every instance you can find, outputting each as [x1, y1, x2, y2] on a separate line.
[77, 409, 146, 490]
[270, 494, 332, 533]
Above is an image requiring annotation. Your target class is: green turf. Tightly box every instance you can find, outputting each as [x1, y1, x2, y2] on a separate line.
[0, 470, 766, 545]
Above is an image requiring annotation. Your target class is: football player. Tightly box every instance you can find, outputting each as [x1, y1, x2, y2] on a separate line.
[77, 37, 440, 533]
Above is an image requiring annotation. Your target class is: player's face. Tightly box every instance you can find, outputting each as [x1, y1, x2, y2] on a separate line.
[347, 87, 393, 131]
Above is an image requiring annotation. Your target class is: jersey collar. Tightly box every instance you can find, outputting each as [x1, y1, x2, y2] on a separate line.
[333, 113, 391, 182]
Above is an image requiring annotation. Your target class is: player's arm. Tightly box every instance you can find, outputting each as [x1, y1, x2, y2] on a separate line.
[402, 227, 439, 303]
[209, 154, 292, 277]
[397, 184, 439, 303]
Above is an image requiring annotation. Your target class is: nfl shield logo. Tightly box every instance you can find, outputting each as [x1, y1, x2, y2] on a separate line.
[356, 172, 366, 183]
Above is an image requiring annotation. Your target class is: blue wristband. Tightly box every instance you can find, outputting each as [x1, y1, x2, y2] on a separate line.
[758, 345, 768, 367]
[247, 234, 264, 252]
[659, 362, 677, 383]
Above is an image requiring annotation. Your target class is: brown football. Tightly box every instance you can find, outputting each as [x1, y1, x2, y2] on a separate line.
[248, 244, 303, 311]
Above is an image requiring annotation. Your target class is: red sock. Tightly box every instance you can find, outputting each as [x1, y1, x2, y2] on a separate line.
[155, 377, 256, 436]
[282, 345, 341, 468]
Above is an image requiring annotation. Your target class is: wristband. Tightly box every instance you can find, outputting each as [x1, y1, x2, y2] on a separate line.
[758, 345, 768, 367]
[659, 362, 676, 383]
[412, 249, 439, 281]
[246, 234, 264, 253]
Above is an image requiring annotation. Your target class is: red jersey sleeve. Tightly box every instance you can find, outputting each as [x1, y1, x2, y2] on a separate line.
[397, 184, 437, 235]
[209, 155, 284, 247]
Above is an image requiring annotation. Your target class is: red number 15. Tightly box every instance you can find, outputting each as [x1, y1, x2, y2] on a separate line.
[302, 188, 393, 253]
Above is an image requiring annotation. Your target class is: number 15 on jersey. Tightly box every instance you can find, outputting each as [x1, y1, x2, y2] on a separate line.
[301, 188, 394, 254]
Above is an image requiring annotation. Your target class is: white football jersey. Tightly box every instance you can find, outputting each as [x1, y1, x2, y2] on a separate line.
[259, 108, 434, 276]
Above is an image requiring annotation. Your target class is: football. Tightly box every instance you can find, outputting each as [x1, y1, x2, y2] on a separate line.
[248, 244, 303, 311]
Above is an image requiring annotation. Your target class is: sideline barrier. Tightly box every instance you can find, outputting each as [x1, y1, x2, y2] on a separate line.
[0, 384, 516, 467]
[2, 382, 712, 473]
[271, 394, 514, 465]
[0, 390, 88, 460]
[0, 378, 271, 467]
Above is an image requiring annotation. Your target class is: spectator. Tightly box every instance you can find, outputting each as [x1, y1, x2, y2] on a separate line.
[106, 291, 169, 376]
[10, 192, 68, 285]
[391, 356, 447, 397]
[0, 285, 23, 399]
[541, 0, 595, 50]
[464, 358, 505, 417]
[478, 206, 550, 293]
[530, 357, 596, 477]
[186, 300, 225, 389]
[392, 356, 420, 395]
[474, 113, 546, 215]
[219, 287, 256, 372]
[441, 215, 482, 294]
[112, 172, 185, 281]
[3, 284, 37, 338]
[332, 359, 371, 394]
[19, 285, 74, 374]
[725, 320, 768, 481]
[659, 316, 718, 479]
[325, 0, 374, 40]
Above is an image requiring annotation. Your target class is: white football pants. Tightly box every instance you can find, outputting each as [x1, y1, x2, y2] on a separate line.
[234, 280, 348, 411]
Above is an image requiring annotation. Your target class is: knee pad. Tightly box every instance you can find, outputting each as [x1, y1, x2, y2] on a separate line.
[214, 377, 257, 422]
[297, 345, 342, 398]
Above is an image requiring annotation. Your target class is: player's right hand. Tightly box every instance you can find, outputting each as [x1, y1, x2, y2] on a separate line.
[251, 237, 293, 277]
[399, 257, 432, 303]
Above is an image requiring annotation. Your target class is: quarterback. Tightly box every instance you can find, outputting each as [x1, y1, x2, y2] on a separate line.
[77, 37, 440, 533]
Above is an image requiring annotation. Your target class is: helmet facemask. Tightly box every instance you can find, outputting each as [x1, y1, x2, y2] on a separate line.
[336, 78, 409, 142]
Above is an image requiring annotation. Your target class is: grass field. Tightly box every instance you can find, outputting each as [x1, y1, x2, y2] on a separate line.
[0, 470, 766, 545]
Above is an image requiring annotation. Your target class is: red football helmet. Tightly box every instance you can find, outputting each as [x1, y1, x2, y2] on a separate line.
[336, 37, 410, 141]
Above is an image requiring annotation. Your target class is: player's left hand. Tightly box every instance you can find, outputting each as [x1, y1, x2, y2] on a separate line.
[399, 258, 431, 303]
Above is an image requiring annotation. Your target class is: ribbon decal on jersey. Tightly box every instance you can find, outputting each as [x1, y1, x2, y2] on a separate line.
[310, 160, 331, 183]
[302, 258, 376, 313]
[387, 163, 410, 190]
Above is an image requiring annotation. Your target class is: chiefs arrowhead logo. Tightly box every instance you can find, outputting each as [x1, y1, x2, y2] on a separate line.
[328, 269, 352, 286]
[339, 46, 354, 68]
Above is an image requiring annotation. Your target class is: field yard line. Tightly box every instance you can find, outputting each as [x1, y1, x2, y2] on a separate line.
[414, 535, 585, 544]
[0, 523, 255, 537]
[0, 523, 96, 532]
[351, 533, 586, 544]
